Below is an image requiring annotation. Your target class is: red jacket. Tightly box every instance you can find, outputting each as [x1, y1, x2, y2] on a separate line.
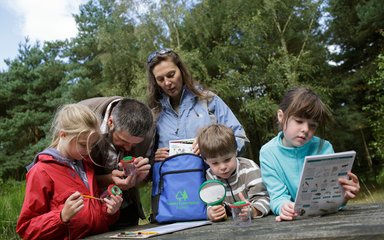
[16, 151, 119, 240]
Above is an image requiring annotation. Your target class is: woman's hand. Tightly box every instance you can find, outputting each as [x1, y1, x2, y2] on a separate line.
[155, 147, 170, 161]
[192, 140, 200, 155]
[61, 191, 84, 223]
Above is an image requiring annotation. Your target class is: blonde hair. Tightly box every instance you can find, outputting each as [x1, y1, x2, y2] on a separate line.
[50, 104, 101, 157]
[197, 124, 237, 159]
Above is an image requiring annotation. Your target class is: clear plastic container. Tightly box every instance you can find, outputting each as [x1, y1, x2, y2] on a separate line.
[120, 156, 136, 176]
[100, 184, 123, 199]
[230, 201, 251, 226]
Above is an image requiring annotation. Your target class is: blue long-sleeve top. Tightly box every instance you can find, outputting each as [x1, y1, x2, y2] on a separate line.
[259, 131, 334, 215]
[156, 87, 249, 154]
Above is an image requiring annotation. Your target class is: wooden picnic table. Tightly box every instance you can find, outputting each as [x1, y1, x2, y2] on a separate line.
[85, 203, 384, 239]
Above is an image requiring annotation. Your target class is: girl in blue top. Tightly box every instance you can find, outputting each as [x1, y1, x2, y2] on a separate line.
[146, 49, 249, 161]
[260, 87, 360, 222]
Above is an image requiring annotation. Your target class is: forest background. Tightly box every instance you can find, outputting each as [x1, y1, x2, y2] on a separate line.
[0, 0, 383, 235]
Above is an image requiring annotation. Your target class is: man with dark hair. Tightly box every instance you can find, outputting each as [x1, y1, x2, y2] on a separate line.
[79, 96, 154, 227]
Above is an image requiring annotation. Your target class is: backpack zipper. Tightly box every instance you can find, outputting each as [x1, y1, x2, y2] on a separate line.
[159, 169, 203, 193]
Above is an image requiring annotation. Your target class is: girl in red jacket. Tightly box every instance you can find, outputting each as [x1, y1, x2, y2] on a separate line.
[16, 104, 123, 240]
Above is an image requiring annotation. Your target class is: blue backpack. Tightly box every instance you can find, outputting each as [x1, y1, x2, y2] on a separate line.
[151, 153, 207, 223]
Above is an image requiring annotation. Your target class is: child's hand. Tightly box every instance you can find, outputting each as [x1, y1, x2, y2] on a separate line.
[104, 194, 123, 215]
[275, 201, 296, 222]
[339, 171, 360, 202]
[238, 192, 261, 218]
[154, 147, 170, 161]
[61, 191, 84, 223]
[207, 205, 227, 222]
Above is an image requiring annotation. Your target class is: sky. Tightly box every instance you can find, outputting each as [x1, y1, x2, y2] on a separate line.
[0, 0, 87, 71]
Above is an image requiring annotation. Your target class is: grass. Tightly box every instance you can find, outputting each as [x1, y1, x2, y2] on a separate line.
[351, 190, 384, 204]
[2, 180, 383, 239]
[350, 186, 384, 204]
[0, 180, 24, 240]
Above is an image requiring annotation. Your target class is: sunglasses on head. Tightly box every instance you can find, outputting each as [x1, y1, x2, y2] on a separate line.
[147, 48, 173, 64]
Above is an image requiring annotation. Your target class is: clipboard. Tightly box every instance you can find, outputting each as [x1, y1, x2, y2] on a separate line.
[294, 151, 356, 218]
[109, 220, 211, 239]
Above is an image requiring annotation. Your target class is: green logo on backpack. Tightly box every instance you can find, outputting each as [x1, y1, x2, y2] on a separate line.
[166, 189, 199, 209]
[176, 190, 188, 201]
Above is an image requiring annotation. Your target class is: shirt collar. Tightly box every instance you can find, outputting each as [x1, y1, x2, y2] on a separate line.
[160, 86, 196, 108]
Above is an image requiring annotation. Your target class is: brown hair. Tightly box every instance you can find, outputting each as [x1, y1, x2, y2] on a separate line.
[111, 98, 153, 137]
[197, 124, 237, 159]
[146, 49, 206, 117]
[279, 87, 332, 137]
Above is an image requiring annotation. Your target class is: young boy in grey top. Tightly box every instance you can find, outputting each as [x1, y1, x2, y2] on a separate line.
[197, 124, 270, 221]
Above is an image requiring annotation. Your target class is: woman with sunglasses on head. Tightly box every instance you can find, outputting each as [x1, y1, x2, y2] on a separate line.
[146, 49, 249, 161]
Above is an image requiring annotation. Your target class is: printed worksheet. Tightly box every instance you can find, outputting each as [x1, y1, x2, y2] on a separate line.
[109, 220, 211, 239]
[294, 151, 356, 219]
[169, 138, 195, 156]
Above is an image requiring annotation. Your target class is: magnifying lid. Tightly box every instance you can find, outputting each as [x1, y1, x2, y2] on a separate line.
[199, 180, 226, 206]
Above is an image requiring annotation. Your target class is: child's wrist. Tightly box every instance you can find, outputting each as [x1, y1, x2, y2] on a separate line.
[60, 211, 70, 223]
[251, 206, 262, 218]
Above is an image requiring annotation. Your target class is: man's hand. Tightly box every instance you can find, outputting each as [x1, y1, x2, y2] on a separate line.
[111, 157, 151, 190]
[111, 169, 136, 190]
[133, 156, 151, 184]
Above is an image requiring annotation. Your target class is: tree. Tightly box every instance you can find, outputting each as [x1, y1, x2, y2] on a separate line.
[96, 0, 144, 96]
[364, 54, 384, 182]
[324, 0, 384, 172]
[181, 0, 331, 158]
[0, 0, 382, 184]
[66, 0, 111, 100]
[0, 39, 69, 180]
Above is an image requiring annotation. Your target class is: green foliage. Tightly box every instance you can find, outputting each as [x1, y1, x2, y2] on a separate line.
[0, 3, 384, 238]
[377, 168, 384, 185]
[321, 0, 384, 170]
[66, 0, 109, 100]
[180, 0, 332, 159]
[0, 0, 383, 185]
[364, 54, 384, 162]
[0, 39, 71, 180]
[139, 182, 152, 222]
[0, 180, 24, 240]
